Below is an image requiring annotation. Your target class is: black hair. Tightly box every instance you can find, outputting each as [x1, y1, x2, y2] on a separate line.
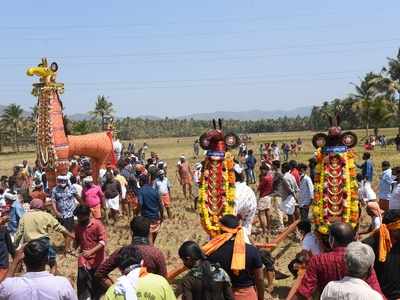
[288, 160, 298, 169]
[179, 241, 216, 298]
[308, 157, 317, 167]
[382, 210, 400, 225]
[272, 160, 281, 169]
[74, 204, 91, 217]
[248, 149, 253, 155]
[298, 220, 312, 234]
[117, 246, 143, 271]
[24, 238, 49, 270]
[363, 152, 371, 159]
[220, 214, 240, 229]
[281, 162, 290, 174]
[382, 161, 391, 168]
[130, 216, 151, 237]
[234, 170, 245, 183]
[138, 175, 149, 186]
[329, 222, 355, 247]
[356, 173, 364, 182]
[298, 163, 308, 172]
[70, 176, 77, 185]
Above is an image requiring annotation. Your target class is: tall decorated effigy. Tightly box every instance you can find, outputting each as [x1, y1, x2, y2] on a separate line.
[311, 114, 359, 234]
[197, 119, 239, 237]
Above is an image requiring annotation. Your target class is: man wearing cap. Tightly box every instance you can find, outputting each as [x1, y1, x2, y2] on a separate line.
[14, 198, 75, 274]
[154, 170, 172, 218]
[51, 175, 79, 254]
[5, 191, 24, 241]
[176, 155, 193, 200]
[233, 164, 257, 239]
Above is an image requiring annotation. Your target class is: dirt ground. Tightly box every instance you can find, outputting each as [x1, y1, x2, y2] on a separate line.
[1, 128, 400, 299]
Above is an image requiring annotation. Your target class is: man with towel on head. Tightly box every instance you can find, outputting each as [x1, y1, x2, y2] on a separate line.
[207, 215, 264, 300]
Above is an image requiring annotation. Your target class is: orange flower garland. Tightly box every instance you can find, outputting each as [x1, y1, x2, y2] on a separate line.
[198, 152, 235, 236]
[312, 148, 359, 234]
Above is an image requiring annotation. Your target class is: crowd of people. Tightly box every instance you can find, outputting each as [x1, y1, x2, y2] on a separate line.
[0, 137, 400, 300]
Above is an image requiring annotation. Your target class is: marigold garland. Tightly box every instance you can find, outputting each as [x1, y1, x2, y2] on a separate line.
[312, 148, 359, 234]
[198, 152, 235, 236]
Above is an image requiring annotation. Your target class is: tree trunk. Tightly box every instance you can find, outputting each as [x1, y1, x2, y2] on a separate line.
[14, 125, 19, 153]
[101, 112, 104, 131]
[398, 95, 400, 134]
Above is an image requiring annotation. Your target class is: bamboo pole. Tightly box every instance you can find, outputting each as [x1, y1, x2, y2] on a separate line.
[167, 219, 300, 281]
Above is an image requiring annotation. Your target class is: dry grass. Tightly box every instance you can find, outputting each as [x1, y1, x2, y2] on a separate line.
[1, 128, 400, 299]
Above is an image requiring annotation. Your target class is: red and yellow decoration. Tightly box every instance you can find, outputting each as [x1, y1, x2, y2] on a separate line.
[312, 149, 359, 234]
[198, 152, 236, 237]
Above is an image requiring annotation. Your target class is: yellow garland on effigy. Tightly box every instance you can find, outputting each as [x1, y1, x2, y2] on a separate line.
[198, 152, 236, 235]
[312, 149, 359, 234]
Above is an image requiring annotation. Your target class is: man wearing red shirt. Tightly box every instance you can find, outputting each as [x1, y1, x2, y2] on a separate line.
[257, 163, 273, 234]
[289, 160, 301, 187]
[294, 223, 383, 299]
[74, 205, 107, 300]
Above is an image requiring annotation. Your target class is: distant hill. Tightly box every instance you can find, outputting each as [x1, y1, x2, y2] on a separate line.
[1, 104, 312, 121]
[178, 106, 312, 120]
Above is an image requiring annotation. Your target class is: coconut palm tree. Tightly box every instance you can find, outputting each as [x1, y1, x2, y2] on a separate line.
[0, 104, 24, 152]
[381, 49, 400, 132]
[350, 72, 381, 138]
[90, 95, 114, 129]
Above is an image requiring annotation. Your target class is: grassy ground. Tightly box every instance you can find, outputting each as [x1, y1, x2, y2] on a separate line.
[1, 128, 400, 299]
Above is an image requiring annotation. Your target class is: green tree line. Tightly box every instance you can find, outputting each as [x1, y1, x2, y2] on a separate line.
[3, 48, 400, 151]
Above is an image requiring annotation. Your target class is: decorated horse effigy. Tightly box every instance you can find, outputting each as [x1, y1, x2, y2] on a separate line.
[27, 58, 115, 188]
[197, 119, 240, 237]
[311, 114, 359, 234]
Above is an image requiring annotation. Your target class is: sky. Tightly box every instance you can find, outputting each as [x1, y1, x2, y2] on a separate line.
[1, 0, 399, 117]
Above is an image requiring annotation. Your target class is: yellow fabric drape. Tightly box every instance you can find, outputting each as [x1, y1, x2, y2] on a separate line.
[378, 220, 400, 262]
[202, 225, 246, 274]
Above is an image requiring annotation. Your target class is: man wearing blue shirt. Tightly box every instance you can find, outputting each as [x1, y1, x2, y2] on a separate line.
[138, 176, 164, 243]
[379, 161, 392, 211]
[357, 152, 374, 182]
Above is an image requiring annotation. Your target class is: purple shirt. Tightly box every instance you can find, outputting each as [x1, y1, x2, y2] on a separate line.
[0, 271, 77, 300]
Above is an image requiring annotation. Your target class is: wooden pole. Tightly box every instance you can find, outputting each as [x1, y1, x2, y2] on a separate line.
[167, 219, 301, 281]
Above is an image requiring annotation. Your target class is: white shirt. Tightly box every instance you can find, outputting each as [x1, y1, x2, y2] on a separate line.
[154, 178, 171, 195]
[302, 232, 321, 255]
[358, 180, 377, 203]
[372, 216, 381, 230]
[299, 174, 314, 207]
[272, 146, 280, 160]
[234, 181, 257, 236]
[321, 276, 382, 300]
[0, 271, 78, 300]
[390, 183, 400, 210]
[73, 183, 83, 199]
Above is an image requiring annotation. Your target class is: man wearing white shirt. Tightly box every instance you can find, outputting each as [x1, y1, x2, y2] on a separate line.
[233, 164, 257, 238]
[379, 161, 392, 211]
[321, 242, 382, 300]
[389, 167, 400, 210]
[298, 163, 314, 220]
